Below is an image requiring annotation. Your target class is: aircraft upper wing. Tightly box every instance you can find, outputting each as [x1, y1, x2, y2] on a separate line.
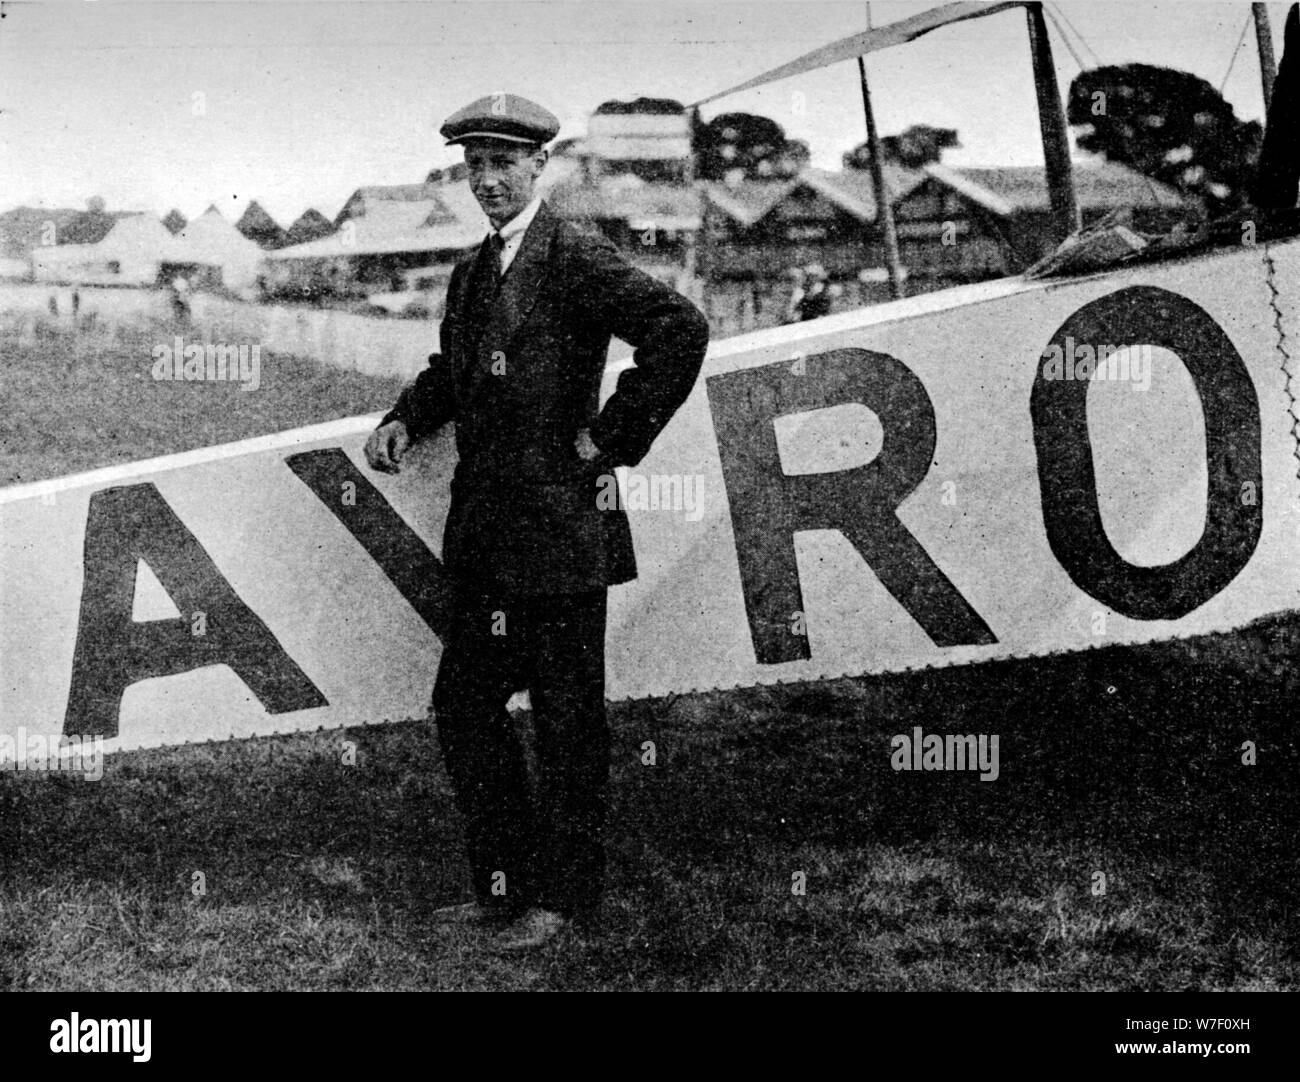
[692, 1, 1026, 106]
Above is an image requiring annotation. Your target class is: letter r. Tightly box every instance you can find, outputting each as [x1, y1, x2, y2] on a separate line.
[706, 348, 995, 664]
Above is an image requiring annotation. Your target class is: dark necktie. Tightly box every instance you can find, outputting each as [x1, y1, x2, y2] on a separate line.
[488, 232, 505, 284]
[462, 233, 506, 355]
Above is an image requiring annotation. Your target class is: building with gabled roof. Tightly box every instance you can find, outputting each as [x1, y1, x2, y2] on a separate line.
[923, 161, 1187, 217]
[695, 157, 1191, 287]
[237, 200, 288, 249]
[699, 163, 925, 229]
[0, 205, 136, 278]
[284, 209, 335, 246]
[173, 206, 267, 294]
[31, 213, 190, 285]
[546, 171, 701, 286]
[334, 183, 457, 228]
[264, 183, 484, 303]
[895, 160, 1193, 274]
[272, 194, 482, 261]
[698, 163, 926, 279]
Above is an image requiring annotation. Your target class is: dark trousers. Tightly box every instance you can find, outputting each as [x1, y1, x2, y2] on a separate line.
[432, 583, 610, 918]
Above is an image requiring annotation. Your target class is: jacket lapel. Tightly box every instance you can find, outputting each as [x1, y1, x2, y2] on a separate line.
[461, 202, 557, 404]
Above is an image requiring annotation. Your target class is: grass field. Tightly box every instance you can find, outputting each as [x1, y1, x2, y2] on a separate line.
[0, 312, 404, 487]
[1, 612, 1296, 991]
[1, 320, 1297, 990]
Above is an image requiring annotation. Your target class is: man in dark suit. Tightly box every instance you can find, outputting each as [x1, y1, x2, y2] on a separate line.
[365, 94, 710, 950]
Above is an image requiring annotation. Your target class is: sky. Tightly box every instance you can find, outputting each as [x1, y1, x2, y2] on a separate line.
[0, 0, 1289, 225]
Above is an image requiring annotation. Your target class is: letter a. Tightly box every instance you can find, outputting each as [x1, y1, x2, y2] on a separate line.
[63, 483, 327, 738]
[890, 734, 910, 771]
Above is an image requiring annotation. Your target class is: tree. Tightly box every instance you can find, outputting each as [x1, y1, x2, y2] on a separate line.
[782, 139, 811, 172]
[694, 112, 805, 181]
[1067, 64, 1262, 217]
[61, 197, 116, 244]
[843, 124, 959, 171]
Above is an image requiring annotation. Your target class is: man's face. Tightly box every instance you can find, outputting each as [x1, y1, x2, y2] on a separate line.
[464, 141, 546, 227]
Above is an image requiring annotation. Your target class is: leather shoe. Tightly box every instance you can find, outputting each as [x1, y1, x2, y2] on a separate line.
[493, 908, 570, 951]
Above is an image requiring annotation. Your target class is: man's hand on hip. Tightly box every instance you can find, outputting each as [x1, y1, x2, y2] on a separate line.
[365, 420, 411, 473]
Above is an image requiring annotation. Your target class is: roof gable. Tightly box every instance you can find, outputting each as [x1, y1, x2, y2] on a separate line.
[335, 183, 453, 226]
[701, 164, 927, 227]
[923, 162, 1187, 215]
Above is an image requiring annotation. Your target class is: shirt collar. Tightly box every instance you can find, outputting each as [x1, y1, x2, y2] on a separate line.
[493, 194, 543, 242]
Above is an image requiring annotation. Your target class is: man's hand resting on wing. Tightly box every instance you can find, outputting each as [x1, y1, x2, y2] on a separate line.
[365, 420, 411, 474]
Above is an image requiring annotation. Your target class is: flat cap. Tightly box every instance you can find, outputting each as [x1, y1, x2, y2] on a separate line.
[440, 93, 560, 146]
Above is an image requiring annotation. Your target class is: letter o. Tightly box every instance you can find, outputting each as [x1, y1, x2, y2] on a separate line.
[1030, 286, 1262, 619]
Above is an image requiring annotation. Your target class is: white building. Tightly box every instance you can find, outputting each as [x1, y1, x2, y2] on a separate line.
[31, 214, 187, 286]
[173, 207, 267, 296]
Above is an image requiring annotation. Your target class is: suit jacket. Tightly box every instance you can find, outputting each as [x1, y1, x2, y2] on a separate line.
[382, 201, 710, 595]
